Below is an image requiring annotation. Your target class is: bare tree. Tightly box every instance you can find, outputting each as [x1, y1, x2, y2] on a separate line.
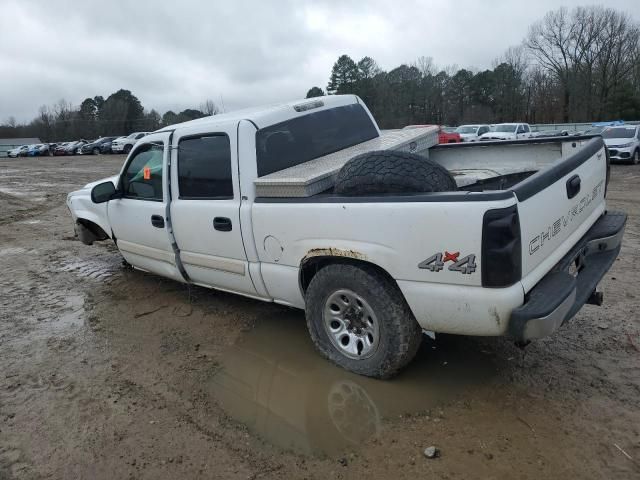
[199, 99, 220, 116]
[525, 7, 577, 122]
[526, 6, 640, 121]
[413, 56, 435, 77]
[591, 8, 640, 117]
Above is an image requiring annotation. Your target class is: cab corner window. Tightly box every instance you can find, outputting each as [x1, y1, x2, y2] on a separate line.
[121, 143, 164, 201]
[178, 135, 233, 199]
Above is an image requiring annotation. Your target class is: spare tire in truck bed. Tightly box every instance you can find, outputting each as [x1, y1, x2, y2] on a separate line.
[334, 150, 457, 196]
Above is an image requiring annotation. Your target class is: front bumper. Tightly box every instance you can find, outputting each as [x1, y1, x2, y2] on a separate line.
[607, 146, 633, 161]
[509, 210, 626, 341]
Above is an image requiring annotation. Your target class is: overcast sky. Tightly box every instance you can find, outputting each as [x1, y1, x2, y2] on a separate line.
[0, 0, 637, 122]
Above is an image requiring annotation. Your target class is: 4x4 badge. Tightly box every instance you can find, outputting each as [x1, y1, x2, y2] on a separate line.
[419, 252, 477, 274]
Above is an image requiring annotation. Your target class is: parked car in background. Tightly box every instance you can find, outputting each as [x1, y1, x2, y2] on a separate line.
[55, 140, 86, 156]
[480, 123, 532, 141]
[80, 136, 118, 155]
[437, 127, 461, 144]
[111, 132, 150, 154]
[53, 142, 71, 156]
[99, 137, 118, 154]
[7, 145, 29, 157]
[404, 125, 461, 144]
[26, 144, 40, 156]
[454, 124, 491, 142]
[27, 144, 51, 156]
[602, 125, 640, 164]
[71, 140, 88, 154]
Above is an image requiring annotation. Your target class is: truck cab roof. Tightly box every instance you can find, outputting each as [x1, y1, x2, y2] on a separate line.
[157, 95, 365, 132]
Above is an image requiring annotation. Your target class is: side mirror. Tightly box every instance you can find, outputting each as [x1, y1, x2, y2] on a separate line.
[91, 181, 117, 203]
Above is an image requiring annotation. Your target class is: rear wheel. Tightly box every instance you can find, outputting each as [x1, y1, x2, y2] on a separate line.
[305, 263, 422, 378]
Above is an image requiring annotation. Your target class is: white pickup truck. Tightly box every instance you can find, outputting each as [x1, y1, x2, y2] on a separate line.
[480, 122, 532, 141]
[67, 95, 626, 378]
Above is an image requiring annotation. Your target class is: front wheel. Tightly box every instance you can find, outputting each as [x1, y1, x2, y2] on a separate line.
[305, 264, 422, 379]
[92, 147, 100, 155]
[123, 144, 132, 154]
[632, 150, 639, 165]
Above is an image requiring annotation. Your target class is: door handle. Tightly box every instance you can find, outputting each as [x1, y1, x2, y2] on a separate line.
[566, 174, 581, 199]
[151, 215, 165, 228]
[213, 217, 232, 232]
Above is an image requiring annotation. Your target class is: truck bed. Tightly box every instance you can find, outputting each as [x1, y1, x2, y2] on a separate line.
[254, 135, 599, 198]
[254, 126, 439, 197]
[431, 136, 598, 189]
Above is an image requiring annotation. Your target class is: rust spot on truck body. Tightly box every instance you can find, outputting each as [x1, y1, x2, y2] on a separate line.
[303, 248, 367, 263]
[489, 306, 501, 327]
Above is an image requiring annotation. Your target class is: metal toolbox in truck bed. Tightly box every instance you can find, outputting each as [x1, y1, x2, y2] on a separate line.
[254, 126, 439, 198]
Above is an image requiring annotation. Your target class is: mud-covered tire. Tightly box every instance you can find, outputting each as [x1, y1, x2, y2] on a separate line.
[334, 150, 457, 195]
[305, 263, 422, 379]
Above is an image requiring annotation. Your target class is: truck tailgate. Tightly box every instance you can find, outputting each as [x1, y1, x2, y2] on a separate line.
[514, 137, 608, 292]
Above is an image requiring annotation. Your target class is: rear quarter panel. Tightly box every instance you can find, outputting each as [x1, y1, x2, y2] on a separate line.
[251, 197, 522, 335]
[252, 198, 514, 285]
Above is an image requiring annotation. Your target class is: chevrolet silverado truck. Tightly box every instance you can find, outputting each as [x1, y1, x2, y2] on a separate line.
[480, 122, 532, 141]
[67, 95, 626, 378]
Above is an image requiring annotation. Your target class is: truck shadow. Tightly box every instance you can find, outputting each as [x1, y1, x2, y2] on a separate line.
[205, 310, 497, 456]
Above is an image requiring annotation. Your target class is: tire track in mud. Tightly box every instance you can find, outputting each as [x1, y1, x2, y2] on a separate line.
[1, 156, 639, 479]
[0, 224, 131, 478]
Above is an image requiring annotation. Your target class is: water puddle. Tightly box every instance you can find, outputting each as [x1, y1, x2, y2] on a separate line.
[209, 311, 496, 456]
[34, 291, 86, 332]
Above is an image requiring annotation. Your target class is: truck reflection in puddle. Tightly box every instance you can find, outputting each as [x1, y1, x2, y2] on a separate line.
[208, 310, 496, 456]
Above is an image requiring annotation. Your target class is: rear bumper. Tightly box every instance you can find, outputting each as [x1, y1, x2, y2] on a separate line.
[509, 210, 626, 341]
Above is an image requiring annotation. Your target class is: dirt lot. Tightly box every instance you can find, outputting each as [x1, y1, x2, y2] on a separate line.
[0, 154, 639, 479]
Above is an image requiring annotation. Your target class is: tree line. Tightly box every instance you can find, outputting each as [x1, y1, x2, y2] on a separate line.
[3, 5, 638, 140]
[306, 5, 640, 129]
[0, 89, 220, 142]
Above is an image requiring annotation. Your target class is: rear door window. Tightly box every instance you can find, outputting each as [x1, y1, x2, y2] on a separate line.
[178, 135, 233, 199]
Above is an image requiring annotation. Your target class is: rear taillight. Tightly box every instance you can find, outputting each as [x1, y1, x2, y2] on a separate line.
[482, 205, 521, 287]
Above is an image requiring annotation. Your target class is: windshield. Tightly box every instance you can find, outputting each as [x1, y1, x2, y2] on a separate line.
[602, 127, 635, 139]
[494, 124, 517, 133]
[256, 103, 379, 177]
[455, 126, 478, 134]
[127, 133, 138, 139]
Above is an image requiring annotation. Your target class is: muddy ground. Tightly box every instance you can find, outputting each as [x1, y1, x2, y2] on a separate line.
[0, 154, 638, 479]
